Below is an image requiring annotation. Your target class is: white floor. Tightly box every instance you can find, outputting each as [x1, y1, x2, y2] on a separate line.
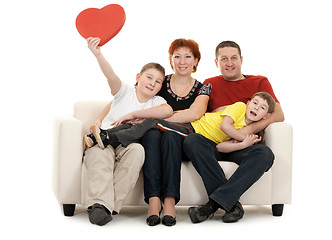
[11, 193, 327, 240]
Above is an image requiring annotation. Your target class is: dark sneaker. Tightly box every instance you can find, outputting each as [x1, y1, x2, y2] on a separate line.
[188, 204, 215, 223]
[91, 125, 109, 149]
[83, 133, 97, 148]
[222, 201, 244, 223]
[88, 203, 113, 226]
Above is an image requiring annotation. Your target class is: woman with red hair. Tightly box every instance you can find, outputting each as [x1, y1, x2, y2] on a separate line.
[142, 38, 211, 226]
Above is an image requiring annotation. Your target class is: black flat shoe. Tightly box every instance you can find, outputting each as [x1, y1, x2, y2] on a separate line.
[162, 215, 176, 226]
[146, 215, 161, 226]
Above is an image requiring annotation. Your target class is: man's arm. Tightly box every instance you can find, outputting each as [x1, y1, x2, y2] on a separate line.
[237, 102, 284, 135]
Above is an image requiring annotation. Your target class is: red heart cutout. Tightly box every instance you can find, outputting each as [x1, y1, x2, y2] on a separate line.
[76, 4, 126, 46]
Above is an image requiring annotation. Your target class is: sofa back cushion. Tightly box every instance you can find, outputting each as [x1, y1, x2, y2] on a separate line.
[74, 101, 109, 134]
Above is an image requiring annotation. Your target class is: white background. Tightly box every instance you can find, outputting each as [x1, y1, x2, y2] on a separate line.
[1, 0, 331, 238]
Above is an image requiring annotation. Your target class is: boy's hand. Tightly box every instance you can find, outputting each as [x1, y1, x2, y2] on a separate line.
[87, 37, 101, 56]
[241, 134, 261, 148]
[111, 113, 135, 127]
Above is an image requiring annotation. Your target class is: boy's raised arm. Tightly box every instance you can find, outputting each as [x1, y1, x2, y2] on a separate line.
[87, 37, 122, 95]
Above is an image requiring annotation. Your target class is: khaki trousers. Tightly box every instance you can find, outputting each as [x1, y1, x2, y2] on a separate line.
[84, 143, 144, 213]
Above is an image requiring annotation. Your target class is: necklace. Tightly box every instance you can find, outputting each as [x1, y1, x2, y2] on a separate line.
[171, 76, 193, 101]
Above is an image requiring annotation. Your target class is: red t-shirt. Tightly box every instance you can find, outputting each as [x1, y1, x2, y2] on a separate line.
[203, 75, 279, 112]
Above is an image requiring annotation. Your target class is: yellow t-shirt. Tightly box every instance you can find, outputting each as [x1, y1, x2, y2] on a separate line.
[191, 102, 247, 144]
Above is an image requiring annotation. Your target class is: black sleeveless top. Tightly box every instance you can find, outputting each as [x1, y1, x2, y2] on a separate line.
[157, 74, 211, 111]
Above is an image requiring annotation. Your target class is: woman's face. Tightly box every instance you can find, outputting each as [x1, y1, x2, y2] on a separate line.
[171, 47, 198, 76]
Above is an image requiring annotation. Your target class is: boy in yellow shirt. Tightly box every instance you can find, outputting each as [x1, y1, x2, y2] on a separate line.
[86, 92, 275, 153]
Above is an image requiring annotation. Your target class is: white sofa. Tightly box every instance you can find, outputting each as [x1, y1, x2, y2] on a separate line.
[52, 101, 293, 217]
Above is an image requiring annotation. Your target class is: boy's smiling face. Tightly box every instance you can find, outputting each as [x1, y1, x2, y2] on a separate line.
[246, 96, 271, 123]
[136, 68, 164, 99]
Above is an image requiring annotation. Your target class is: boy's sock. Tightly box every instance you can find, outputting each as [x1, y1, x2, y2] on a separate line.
[106, 132, 120, 149]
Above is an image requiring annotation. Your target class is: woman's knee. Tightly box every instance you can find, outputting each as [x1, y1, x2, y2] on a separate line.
[161, 131, 182, 143]
[141, 129, 161, 143]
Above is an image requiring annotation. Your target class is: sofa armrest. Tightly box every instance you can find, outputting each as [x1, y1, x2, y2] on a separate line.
[52, 115, 84, 204]
[264, 122, 293, 204]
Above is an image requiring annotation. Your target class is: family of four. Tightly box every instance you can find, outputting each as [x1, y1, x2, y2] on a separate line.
[82, 37, 284, 226]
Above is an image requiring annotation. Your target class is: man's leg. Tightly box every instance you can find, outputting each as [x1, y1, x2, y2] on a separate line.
[184, 134, 274, 223]
[210, 144, 274, 211]
[183, 134, 227, 223]
[183, 134, 227, 194]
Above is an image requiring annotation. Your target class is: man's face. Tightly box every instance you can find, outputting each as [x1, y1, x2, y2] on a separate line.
[215, 47, 243, 81]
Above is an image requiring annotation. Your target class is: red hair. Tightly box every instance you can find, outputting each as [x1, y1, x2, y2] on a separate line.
[168, 38, 201, 73]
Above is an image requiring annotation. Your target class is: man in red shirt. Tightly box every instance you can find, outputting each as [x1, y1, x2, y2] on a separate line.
[184, 41, 284, 223]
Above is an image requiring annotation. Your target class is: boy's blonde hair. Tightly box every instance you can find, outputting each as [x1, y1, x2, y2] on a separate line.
[135, 62, 165, 87]
[140, 62, 165, 77]
[251, 92, 276, 113]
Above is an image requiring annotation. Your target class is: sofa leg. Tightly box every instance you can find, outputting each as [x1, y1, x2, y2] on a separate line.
[272, 204, 284, 216]
[63, 204, 76, 216]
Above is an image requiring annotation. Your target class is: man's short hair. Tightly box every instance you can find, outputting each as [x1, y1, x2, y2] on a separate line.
[215, 41, 242, 59]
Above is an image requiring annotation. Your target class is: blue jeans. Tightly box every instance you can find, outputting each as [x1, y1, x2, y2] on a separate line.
[141, 129, 187, 204]
[183, 133, 274, 212]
